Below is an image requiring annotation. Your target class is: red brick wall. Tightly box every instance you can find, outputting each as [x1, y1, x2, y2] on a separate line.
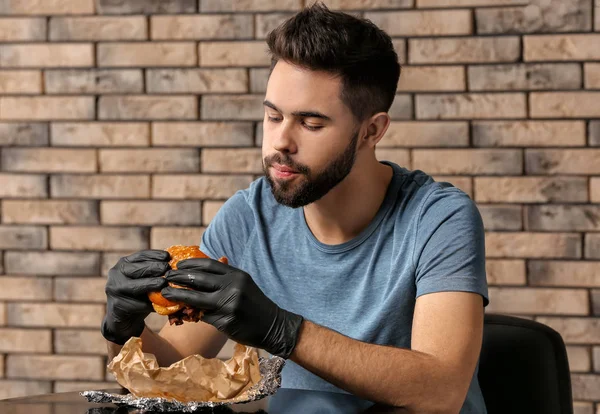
[0, 0, 598, 411]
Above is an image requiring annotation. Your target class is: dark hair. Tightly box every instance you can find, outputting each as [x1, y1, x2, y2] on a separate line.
[266, 2, 401, 122]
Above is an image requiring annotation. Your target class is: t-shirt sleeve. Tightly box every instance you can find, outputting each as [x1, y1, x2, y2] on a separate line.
[413, 184, 489, 307]
[200, 190, 254, 269]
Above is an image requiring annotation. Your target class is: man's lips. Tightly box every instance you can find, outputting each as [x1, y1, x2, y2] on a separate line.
[272, 163, 299, 173]
[270, 163, 302, 180]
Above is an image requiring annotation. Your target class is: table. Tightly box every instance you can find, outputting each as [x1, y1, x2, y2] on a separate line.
[0, 388, 408, 413]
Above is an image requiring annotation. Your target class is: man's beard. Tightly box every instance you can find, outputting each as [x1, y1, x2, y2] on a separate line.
[263, 129, 359, 208]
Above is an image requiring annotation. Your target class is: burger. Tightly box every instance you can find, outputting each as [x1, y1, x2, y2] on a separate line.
[148, 245, 228, 326]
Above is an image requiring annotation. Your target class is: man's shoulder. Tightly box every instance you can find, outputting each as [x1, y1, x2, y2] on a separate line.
[407, 175, 482, 235]
[385, 164, 475, 224]
[200, 177, 272, 265]
[219, 176, 281, 220]
[233, 175, 277, 210]
[389, 165, 462, 207]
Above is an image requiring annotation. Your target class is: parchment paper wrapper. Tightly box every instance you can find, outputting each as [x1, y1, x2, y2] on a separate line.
[97, 336, 282, 405]
[81, 357, 283, 412]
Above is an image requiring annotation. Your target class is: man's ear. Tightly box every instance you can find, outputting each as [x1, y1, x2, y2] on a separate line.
[361, 112, 391, 148]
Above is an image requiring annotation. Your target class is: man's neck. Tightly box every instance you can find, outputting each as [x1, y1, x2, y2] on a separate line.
[302, 160, 394, 245]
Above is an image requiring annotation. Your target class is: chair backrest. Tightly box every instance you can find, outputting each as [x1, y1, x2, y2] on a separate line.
[478, 313, 573, 414]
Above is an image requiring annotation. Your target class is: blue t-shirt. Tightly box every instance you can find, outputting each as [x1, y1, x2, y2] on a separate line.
[200, 161, 489, 413]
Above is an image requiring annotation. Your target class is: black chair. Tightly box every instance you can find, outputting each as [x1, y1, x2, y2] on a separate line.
[478, 313, 573, 414]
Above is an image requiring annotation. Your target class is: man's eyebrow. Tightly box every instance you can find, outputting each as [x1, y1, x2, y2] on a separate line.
[263, 100, 333, 122]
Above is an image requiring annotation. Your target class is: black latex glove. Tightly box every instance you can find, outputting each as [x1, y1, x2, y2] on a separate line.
[101, 250, 170, 345]
[161, 258, 304, 359]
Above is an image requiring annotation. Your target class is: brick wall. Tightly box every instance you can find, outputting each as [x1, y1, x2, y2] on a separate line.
[0, 0, 598, 411]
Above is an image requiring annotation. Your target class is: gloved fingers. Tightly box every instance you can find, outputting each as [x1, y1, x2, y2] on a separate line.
[140, 300, 155, 315]
[200, 311, 231, 331]
[161, 287, 219, 311]
[124, 249, 170, 263]
[177, 258, 230, 275]
[108, 276, 168, 298]
[118, 258, 171, 279]
[165, 270, 221, 291]
[113, 295, 155, 315]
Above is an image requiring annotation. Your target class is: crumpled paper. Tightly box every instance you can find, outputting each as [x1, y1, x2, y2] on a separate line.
[82, 356, 285, 412]
[107, 337, 262, 403]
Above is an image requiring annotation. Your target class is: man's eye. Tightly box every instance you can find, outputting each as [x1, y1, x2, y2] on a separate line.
[302, 122, 323, 131]
[267, 116, 282, 122]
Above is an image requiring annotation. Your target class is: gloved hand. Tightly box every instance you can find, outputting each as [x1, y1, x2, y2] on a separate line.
[101, 250, 171, 345]
[161, 258, 304, 359]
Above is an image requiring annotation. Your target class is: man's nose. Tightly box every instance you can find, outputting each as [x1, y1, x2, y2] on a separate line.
[272, 122, 297, 154]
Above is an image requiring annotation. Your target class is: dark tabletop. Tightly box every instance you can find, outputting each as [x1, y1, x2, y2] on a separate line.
[0, 388, 408, 414]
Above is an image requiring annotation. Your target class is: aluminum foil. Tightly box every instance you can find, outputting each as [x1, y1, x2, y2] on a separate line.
[81, 356, 284, 413]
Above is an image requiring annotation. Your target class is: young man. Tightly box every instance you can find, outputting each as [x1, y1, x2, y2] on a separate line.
[102, 3, 489, 413]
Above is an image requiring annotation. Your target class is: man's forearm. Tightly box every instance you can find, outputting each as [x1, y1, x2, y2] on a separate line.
[106, 325, 184, 367]
[290, 321, 464, 413]
[106, 340, 123, 362]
